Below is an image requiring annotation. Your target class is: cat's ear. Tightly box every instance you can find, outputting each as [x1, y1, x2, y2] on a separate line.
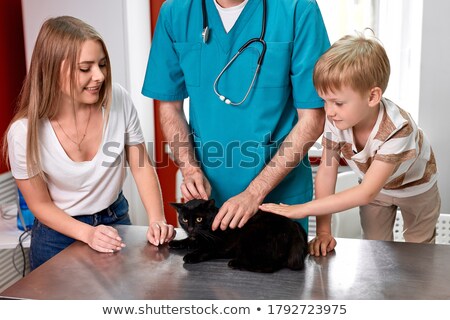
[169, 202, 184, 212]
[205, 199, 216, 209]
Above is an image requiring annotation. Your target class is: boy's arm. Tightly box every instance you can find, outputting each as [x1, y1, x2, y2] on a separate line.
[261, 159, 396, 217]
[304, 159, 396, 215]
[311, 147, 340, 256]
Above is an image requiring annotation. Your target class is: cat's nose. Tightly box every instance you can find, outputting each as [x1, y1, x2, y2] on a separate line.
[188, 227, 194, 233]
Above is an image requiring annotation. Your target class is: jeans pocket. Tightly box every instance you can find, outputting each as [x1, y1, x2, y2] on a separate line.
[109, 193, 131, 224]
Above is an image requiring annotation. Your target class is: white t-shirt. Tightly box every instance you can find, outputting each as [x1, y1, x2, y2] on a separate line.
[322, 97, 437, 198]
[214, 0, 248, 33]
[7, 83, 145, 216]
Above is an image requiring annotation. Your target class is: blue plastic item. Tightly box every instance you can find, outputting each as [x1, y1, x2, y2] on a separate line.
[17, 188, 35, 231]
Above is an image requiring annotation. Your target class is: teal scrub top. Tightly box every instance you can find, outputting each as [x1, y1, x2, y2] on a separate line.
[142, 0, 330, 231]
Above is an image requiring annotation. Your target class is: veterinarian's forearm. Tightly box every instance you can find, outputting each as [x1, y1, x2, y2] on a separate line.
[159, 101, 201, 176]
[247, 108, 325, 200]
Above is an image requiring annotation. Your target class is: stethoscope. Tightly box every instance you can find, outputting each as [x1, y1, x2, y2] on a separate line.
[202, 0, 267, 106]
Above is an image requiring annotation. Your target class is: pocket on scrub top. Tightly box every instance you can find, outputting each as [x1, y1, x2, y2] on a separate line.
[255, 41, 292, 88]
[173, 42, 201, 87]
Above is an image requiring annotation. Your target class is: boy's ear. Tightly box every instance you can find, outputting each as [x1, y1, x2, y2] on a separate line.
[368, 87, 382, 107]
[169, 202, 184, 212]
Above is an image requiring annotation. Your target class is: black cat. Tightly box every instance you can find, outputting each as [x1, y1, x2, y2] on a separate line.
[169, 199, 308, 273]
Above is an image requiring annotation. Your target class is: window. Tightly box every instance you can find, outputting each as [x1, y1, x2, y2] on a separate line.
[317, 0, 423, 120]
[317, 0, 378, 43]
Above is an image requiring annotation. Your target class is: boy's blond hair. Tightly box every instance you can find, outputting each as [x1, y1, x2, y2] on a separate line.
[313, 31, 390, 96]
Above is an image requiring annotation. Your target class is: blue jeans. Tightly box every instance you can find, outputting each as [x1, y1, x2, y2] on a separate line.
[30, 192, 131, 270]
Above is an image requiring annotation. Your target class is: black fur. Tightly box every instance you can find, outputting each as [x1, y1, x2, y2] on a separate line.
[169, 199, 308, 273]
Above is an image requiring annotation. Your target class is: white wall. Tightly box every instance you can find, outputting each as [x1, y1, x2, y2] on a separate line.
[419, 0, 450, 213]
[21, 0, 154, 225]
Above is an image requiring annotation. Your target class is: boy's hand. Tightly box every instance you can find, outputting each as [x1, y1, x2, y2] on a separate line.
[308, 233, 337, 256]
[259, 203, 307, 219]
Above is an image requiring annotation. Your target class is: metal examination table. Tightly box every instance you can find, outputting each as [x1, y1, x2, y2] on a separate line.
[1, 225, 449, 299]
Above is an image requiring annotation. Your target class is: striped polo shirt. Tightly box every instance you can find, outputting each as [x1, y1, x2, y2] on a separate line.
[322, 97, 437, 197]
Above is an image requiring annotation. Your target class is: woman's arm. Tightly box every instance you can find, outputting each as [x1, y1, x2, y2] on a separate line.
[126, 143, 175, 246]
[16, 176, 125, 252]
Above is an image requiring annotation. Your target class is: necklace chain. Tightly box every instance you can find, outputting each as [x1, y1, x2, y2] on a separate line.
[56, 106, 92, 152]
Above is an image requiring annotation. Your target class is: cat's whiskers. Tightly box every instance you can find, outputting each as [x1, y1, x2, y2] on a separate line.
[197, 229, 221, 243]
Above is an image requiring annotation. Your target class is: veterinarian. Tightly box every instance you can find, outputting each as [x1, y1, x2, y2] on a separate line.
[4, 16, 175, 270]
[142, 0, 329, 234]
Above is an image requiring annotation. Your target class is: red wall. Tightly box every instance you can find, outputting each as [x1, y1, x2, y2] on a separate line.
[0, 0, 27, 173]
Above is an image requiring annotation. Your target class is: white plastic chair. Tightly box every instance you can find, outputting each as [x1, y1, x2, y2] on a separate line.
[330, 171, 362, 239]
[394, 212, 450, 245]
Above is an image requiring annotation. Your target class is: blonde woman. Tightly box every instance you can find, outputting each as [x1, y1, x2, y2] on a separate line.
[3, 16, 174, 270]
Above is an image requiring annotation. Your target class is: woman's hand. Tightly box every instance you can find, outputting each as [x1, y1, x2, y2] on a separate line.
[86, 225, 126, 253]
[147, 220, 176, 246]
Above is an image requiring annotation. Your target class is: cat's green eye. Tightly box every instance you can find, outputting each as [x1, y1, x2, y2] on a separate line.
[182, 218, 188, 223]
[196, 217, 203, 223]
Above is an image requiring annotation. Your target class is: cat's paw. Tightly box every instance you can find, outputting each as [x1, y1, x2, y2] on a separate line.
[228, 259, 242, 270]
[183, 252, 202, 264]
[168, 239, 187, 249]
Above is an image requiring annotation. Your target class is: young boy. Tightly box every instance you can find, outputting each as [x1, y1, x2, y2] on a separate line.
[260, 32, 441, 256]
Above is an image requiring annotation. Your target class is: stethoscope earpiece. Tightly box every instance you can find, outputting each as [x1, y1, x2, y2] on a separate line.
[219, 95, 232, 105]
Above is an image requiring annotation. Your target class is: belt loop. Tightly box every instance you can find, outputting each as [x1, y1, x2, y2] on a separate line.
[93, 213, 99, 226]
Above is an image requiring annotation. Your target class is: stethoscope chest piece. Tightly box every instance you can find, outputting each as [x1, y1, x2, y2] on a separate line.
[202, 26, 210, 43]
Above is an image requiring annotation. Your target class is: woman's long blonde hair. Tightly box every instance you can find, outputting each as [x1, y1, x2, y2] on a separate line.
[2, 16, 112, 180]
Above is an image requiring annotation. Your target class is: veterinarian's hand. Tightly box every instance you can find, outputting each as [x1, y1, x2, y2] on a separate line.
[181, 167, 211, 201]
[86, 225, 126, 253]
[259, 203, 307, 219]
[308, 233, 337, 256]
[147, 221, 176, 246]
[212, 190, 260, 230]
